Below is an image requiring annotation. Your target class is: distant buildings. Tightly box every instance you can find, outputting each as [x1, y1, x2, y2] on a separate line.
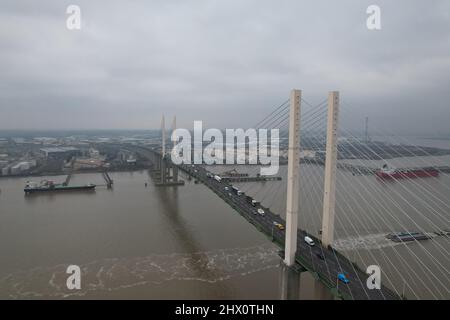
[1, 160, 36, 176]
[72, 148, 106, 170]
[126, 157, 137, 165]
[73, 158, 104, 170]
[40, 147, 81, 160]
[89, 148, 101, 159]
[1, 166, 10, 176]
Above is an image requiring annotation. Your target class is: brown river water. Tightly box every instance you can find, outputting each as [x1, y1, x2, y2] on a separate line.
[0, 153, 449, 299]
[0, 170, 331, 299]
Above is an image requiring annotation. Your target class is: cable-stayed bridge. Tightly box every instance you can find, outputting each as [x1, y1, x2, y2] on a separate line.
[139, 89, 450, 300]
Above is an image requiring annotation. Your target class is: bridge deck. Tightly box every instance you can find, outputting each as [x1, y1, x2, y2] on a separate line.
[179, 164, 400, 300]
[221, 176, 282, 182]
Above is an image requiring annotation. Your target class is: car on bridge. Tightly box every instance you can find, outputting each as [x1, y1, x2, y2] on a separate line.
[304, 236, 315, 246]
[257, 208, 265, 216]
[273, 222, 284, 230]
[338, 273, 350, 284]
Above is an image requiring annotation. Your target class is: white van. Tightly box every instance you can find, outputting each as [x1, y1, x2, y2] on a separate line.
[304, 236, 315, 246]
[257, 208, 265, 216]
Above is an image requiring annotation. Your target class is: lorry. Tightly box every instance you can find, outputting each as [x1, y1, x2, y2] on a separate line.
[246, 195, 259, 207]
[231, 186, 243, 196]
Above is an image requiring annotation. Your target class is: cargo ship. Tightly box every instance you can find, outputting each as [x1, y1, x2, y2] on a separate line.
[375, 164, 439, 180]
[24, 180, 96, 194]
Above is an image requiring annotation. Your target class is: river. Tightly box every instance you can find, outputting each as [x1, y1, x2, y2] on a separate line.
[1, 153, 449, 299]
[0, 170, 331, 299]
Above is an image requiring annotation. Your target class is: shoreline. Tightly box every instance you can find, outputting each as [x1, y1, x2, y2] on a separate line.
[0, 166, 150, 180]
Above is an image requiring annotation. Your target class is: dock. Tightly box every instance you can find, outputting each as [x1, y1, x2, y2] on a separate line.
[102, 171, 113, 189]
[62, 173, 72, 186]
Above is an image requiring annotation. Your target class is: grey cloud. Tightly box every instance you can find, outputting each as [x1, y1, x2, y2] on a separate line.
[0, 0, 449, 134]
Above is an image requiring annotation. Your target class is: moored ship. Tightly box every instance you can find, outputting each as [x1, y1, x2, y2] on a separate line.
[375, 164, 439, 180]
[24, 180, 96, 194]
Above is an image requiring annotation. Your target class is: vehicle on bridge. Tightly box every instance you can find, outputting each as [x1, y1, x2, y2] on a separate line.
[245, 195, 260, 207]
[273, 222, 284, 230]
[257, 208, 265, 216]
[304, 236, 315, 246]
[338, 273, 350, 284]
[214, 175, 222, 182]
[232, 186, 243, 196]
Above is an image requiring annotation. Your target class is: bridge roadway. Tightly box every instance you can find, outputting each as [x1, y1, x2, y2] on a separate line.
[178, 163, 400, 300]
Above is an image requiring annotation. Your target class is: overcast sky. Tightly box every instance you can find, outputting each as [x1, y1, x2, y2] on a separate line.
[0, 0, 449, 135]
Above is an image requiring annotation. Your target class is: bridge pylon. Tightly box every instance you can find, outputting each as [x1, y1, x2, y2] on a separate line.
[321, 91, 339, 247]
[150, 115, 184, 187]
[284, 89, 301, 267]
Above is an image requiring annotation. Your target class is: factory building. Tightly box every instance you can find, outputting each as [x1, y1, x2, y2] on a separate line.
[9, 161, 36, 175]
[40, 147, 81, 160]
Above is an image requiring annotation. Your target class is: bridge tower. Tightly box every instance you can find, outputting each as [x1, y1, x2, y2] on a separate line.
[171, 116, 179, 183]
[161, 115, 166, 156]
[284, 89, 301, 267]
[160, 115, 167, 183]
[148, 115, 184, 187]
[321, 91, 339, 247]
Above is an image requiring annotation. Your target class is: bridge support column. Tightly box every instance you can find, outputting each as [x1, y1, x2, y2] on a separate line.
[280, 264, 300, 300]
[171, 116, 178, 183]
[161, 115, 166, 156]
[159, 158, 166, 183]
[173, 165, 178, 182]
[160, 115, 167, 183]
[321, 91, 339, 247]
[284, 89, 301, 267]
[150, 115, 185, 187]
[154, 152, 160, 170]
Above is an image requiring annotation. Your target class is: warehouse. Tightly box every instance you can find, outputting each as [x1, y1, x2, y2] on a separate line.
[40, 147, 81, 160]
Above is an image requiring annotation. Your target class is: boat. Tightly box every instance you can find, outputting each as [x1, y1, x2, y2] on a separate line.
[24, 180, 96, 194]
[386, 232, 431, 242]
[375, 164, 439, 180]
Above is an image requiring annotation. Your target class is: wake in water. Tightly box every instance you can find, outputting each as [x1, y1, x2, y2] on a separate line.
[332, 233, 426, 251]
[0, 244, 280, 299]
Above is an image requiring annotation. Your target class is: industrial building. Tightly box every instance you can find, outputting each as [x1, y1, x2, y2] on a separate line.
[2, 160, 36, 176]
[40, 147, 81, 160]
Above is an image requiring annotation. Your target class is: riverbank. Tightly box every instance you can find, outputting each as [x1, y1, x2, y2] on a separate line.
[0, 165, 150, 180]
